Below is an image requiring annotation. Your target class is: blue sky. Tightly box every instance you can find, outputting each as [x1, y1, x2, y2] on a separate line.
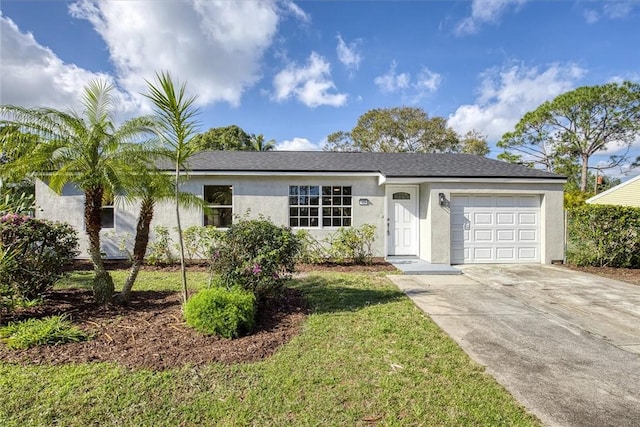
[1, 0, 639, 178]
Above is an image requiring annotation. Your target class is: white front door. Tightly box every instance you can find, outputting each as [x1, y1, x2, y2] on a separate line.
[388, 186, 418, 256]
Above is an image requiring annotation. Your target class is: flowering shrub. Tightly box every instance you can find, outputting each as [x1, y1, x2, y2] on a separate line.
[212, 217, 300, 299]
[0, 214, 78, 300]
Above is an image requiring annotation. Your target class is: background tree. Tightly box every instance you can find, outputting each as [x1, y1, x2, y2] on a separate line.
[460, 130, 490, 156]
[1, 81, 154, 303]
[324, 107, 488, 155]
[498, 81, 640, 191]
[249, 134, 276, 151]
[144, 71, 200, 304]
[192, 125, 251, 151]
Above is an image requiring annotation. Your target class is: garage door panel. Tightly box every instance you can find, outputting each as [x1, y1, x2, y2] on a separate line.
[451, 195, 540, 264]
[496, 247, 516, 260]
[473, 247, 493, 260]
[474, 229, 493, 242]
[474, 213, 493, 225]
[518, 247, 538, 260]
[496, 229, 515, 241]
[518, 229, 537, 242]
[518, 212, 537, 225]
[496, 212, 515, 225]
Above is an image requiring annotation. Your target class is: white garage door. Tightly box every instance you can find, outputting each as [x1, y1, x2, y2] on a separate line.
[451, 194, 540, 264]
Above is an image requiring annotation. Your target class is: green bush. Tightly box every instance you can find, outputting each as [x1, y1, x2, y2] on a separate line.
[0, 314, 90, 349]
[184, 287, 256, 338]
[296, 224, 378, 265]
[146, 226, 174, 265]
[328, 224, 377, 265]
[212, 217, 300, 299]
[567, 205, 640, 267]
[0, 214, 78, 300]
[295, 229, 330, 264]
[183, 225, 224, 260]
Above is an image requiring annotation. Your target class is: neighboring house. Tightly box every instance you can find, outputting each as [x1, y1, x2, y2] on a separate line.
[35, 151, 566, 265]
[586, 174, 640, 207]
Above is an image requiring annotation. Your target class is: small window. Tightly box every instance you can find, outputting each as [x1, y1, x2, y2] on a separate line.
[393, 192, 411, 200]
[101, 198, 115, 229]
[204, 185, 233, 227]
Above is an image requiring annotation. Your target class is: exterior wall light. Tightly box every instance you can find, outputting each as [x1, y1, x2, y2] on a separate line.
[438, 193, 447, 207]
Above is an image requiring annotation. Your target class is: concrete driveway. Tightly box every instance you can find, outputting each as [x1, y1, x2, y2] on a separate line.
[388, 265, 640, 427]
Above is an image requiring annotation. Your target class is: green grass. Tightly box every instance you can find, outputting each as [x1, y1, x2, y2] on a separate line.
[0, 315, 90, 349]
[1, 270, 539, 426]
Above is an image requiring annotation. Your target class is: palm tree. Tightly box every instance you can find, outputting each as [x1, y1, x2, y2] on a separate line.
[249, 134, 276, 151]
[117, 166, 202, 303]
[144, 72, 200, 304]
[0, 80, 155, 303]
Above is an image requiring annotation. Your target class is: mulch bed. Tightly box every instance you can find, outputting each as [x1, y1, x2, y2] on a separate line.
[1, 260, 398, 370]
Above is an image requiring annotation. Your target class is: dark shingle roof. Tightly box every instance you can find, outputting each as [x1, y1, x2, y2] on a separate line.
[165, 151, 564, 180]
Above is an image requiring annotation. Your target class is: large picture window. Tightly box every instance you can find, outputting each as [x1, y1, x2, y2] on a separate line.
[204, 185, 233, 228]
[289, 185, 351, 228]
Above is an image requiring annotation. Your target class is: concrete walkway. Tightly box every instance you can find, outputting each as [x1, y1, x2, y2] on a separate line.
[388, 265, 640, 427]
[386, 256, 461, 275]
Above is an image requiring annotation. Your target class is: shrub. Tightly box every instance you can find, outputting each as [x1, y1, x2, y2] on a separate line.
[295, 229, 330, 264]
[184, 287, 256, 338]
[183, 225, 224, 260]
[567, 205, 640, 268]
[0, 214, 78, 300]
[328, 224, 377, 265]
[0, 314, 90, 349]
[146, 226, 174, 265]
[212, 217, 300, 299]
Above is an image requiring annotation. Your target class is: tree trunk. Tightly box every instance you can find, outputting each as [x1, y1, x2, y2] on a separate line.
[580, 153, 590, 192]
[175, 165, 188, 304]
[84, 187, 114, 304]
[118, 197, 154, 303]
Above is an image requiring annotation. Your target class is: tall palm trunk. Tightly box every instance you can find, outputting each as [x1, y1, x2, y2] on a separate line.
[119, 197, 154, 303]
[175, 165, 188, 304]
[84, 187, 114, 304]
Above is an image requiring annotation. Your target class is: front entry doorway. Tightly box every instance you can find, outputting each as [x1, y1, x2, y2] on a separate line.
[387, 186, 418, 256]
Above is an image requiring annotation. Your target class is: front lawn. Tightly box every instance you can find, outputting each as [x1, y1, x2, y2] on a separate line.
[0, 270, 539, 426]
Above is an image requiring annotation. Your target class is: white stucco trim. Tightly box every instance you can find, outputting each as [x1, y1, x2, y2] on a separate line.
[185, 171, 383, 178]
[381, 177, 567, 185]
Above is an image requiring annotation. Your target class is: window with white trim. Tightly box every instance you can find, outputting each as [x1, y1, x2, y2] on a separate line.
[289, 185, 351, 227]
[204, 185, 233, 227]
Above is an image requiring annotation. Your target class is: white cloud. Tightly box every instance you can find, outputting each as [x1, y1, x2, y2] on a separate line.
[336, 34, 362, 73]
[69, 0, 283, 107]
[0, 15, 133, 114]
[374, 61, 410, 93]
[374, 62, 441, 103]
[282, 0, 311, 23]
[272, 52, 348, 108]
[455, 0, 527, 36]
[582, 1, 635, 23]
[276, 137, 322, 151]
[447, 62, 586, 141]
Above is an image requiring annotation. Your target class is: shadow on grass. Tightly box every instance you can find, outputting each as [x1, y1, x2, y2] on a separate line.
[293, 274, 405, 314]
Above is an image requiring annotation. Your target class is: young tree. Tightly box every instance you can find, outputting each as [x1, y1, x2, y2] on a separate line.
[324, 107, 487, 155]
[498, 81, 640, 191]
[0, 81, 154, 303]
[144, 72, 200, 304]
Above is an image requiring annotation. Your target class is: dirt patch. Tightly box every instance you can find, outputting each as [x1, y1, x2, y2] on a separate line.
[2, 261, 396, 370]
[0, 287, 308, 370]
[565, 265, 640, 286]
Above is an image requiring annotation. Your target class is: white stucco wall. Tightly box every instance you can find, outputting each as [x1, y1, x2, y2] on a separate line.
[36, 176, 565, 264]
